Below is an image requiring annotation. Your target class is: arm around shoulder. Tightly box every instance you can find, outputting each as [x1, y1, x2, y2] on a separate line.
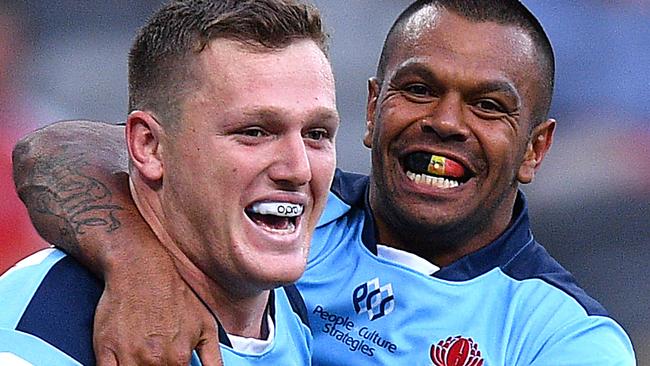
[11, 120, 223, 366]
[12, 120, 134, 273]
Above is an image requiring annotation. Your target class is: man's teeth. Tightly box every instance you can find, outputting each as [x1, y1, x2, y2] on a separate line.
[249, 202, 304, 217]
[406, 171, 459, 188]
[405, 152, 466, 180]
[262, 220, 296, 234]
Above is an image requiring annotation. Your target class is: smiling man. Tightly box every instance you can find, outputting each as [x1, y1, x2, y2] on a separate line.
[364, 0, 555, 267]
[0, 0, 339, 365]
[10, 0, 635, 365]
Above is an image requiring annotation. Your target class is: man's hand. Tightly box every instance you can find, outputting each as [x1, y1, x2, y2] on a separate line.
[93, 255, 222, 366]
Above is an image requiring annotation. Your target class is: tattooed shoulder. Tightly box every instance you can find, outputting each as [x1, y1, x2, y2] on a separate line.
[25, 150, 124, 239]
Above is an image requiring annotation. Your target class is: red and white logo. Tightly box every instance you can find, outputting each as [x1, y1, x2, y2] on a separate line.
[430, 336, 484, 366]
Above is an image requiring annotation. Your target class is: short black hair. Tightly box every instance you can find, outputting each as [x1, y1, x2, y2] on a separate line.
[128, 0, 328, 124]
[377, 0, 555, 126]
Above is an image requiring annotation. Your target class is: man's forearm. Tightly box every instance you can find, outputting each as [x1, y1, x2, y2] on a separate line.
[12, 120, 222, 365]
[12, 120, 140, 275]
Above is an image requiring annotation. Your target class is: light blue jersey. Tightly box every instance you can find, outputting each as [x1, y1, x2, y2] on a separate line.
[0, 170, 636, 365]
[0, 249, 312, 365]
[297, 170, 636, 366]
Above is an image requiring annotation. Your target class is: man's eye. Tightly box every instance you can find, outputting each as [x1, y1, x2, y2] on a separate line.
[475, 99, 505, 113]
[304, 129, 329, 141]
[241, 128, 267, 137]
[404, 83, 431, 97]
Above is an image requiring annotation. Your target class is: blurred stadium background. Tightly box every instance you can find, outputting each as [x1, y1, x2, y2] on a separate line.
[1, 1, 648, 363]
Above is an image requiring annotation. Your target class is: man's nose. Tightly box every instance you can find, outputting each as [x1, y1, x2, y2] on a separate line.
[420, 94, 470, 141]
[268, 134, 312, 187]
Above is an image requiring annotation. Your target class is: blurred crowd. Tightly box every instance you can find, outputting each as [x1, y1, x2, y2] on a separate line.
[1, 1, 648, 363]
[1, 3, 48, 274]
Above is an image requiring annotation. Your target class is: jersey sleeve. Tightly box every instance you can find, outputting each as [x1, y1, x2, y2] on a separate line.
[529, 316, 636, 366]
[0, 329, 83, 366]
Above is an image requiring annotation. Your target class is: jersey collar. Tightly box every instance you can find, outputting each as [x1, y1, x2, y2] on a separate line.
[359, 181, 534, 281]
[216, 289, 276, 347]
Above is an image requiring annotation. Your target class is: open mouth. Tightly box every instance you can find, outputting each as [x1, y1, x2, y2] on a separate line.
[403, 152, 472, 189]
[245, 202, 303, 233]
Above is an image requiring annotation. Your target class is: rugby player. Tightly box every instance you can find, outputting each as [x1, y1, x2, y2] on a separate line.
[10, 0, 635, 365]
[1, 0, 339, 364]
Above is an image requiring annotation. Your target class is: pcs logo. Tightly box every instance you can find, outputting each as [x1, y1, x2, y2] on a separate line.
[352, 277, 395, 321]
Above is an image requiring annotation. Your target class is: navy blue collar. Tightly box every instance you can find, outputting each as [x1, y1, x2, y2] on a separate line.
[330, 169, 534, 281]
[216, 289, 276, 347]
[433, 193, 533, 281]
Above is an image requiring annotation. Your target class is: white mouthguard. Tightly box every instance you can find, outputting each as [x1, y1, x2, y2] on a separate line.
[250, 202, 304, 217]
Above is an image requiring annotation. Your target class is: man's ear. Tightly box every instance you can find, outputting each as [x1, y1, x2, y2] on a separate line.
[517, 118, 556, 184]
[364, 77, 381, 149]
[126, 110, 164, 181]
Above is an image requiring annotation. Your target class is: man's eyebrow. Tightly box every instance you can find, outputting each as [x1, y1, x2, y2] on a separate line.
[242, 106, 340, 122]
[242, 107, 283, 120]
[391, 60, 521, 100]
[308, 107, 341, 123]
[470, 80, 519, 98]
[390, 61, 443, 85]
[467, 80, 522, 109]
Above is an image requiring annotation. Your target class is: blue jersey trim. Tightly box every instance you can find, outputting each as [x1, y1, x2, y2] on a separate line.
[0, 249, 65, 330]
[328, 169, 379, 254]
[501, 240, 610, 317]
[282, 284, 310, 329]
[0, 329, 82, 365]
[16, 255, 102, 365]
[329, 169, 367, 207]
[326, 169, 611, 318]
[215, 285, 309, 348]
[5, 250, 313, 365]
[316, 192, 350, 227]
